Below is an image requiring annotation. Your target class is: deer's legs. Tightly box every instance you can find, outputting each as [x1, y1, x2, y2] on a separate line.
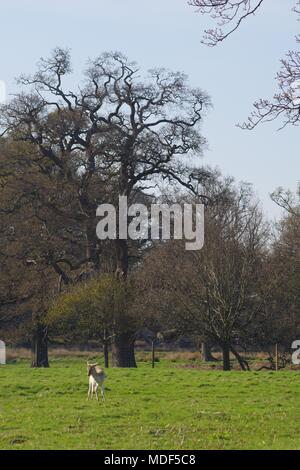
[101, 384, 105, 401]
[87, 383, 92, 400]
[95, 384, 99, 401]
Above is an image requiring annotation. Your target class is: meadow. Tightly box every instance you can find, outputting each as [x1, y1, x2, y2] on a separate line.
[0, 353, 299, 450]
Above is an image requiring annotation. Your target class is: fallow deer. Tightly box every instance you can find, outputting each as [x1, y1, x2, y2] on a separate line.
[87, 362, 106, 401]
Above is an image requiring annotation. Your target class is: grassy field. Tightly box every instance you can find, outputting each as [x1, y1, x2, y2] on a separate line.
[0, 355, 299, 450]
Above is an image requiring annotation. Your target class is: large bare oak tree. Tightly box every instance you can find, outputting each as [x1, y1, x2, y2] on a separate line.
[0, 48, 211, 366]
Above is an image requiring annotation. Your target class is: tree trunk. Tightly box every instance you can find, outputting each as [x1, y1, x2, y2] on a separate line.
[112, 189, 137, 367]
[103, 341, 109, 369]
[86, 218, 101, 272]
[112, 333, 137, 368]
[152, 339, 155, 369]
[222, 343, 231, 371]
[201, 341, 216, 362]
[230, 345, 250, 371]
[115, 239, 129, 278]
[113, 236, 137, 367]
[31, 324, 49, 368]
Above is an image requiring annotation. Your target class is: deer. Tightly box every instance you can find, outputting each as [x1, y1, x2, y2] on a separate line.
[87, 362, 106, 402]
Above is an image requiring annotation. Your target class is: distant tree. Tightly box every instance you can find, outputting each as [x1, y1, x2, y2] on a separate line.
[251, 212, 300, 372]
[271, 186, 300, 215]
[141, 182, 269, 370]
[48, 275, 142, 368]
[0, 140, 71, 366]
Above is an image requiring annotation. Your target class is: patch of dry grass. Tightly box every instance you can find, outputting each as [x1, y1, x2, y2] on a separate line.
[6, 347, 93, 361]
[6, 347, 298, 371]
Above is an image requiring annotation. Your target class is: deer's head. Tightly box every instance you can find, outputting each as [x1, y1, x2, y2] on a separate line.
[87, 362, 98, 376]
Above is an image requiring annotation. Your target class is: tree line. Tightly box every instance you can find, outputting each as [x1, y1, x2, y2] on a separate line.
[0, 49, 299, 370]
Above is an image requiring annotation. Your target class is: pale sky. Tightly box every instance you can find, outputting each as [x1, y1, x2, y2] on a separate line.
[0, 0, 298, 219]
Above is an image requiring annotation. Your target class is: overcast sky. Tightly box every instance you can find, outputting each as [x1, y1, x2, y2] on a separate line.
[0, 0, 298, 219]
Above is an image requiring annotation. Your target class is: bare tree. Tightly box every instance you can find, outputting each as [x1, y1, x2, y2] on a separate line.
[242, 40, 300, 129]
[141, 182, 269, 370]
[271, 185, 300, 215]
[0, 48, 211, 366]
[189, 0, 265, 46]
[252, 199, 300, 365]
[189, 1, 300, 128]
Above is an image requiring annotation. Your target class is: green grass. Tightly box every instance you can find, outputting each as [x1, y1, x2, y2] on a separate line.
[0, 357, 299, 450]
